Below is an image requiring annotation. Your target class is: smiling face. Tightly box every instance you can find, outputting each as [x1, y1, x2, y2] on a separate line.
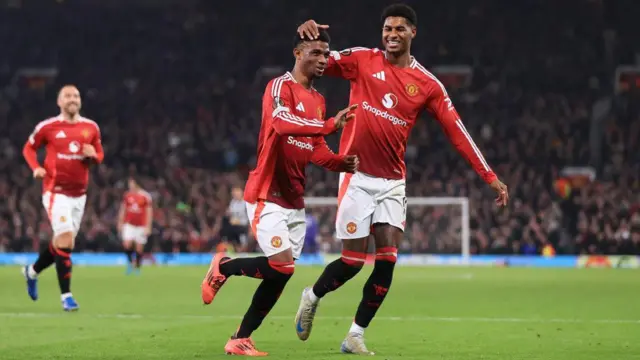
[294, 40, 331, 78]
[57, 85, 82, 117]
[381, 16, 416, 56]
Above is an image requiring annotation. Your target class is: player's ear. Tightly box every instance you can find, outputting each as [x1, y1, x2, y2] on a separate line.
[293, 47, 302, 60]
[411, 26, 416, 39]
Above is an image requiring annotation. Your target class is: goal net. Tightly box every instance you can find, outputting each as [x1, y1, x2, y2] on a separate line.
[304, 197, 470, 262]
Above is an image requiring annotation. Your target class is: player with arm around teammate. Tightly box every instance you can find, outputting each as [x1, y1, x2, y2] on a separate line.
[199, 28, 358, 356]
[294, 4, 509, 355]
[21, 85, 104, 311]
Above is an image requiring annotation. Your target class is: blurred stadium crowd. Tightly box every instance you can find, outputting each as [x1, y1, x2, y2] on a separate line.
[0, 0, 638, 255]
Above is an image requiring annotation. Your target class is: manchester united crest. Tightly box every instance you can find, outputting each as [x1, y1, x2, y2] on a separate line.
[81, 129, 90, 139]
[405, 83, 419, 97]
[316, 106, 323, 119]
[271, 236, 282, 248]
[346, 222, 357, 234]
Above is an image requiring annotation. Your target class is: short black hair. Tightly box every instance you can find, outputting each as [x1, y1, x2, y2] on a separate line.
[293, 28, 331, 49]
[381, 3, 417, 27]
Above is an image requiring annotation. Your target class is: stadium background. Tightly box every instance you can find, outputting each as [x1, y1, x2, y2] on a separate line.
[0, 0, 638, 259]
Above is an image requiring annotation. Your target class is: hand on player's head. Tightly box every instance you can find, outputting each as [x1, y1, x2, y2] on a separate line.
[297, 20, 330, 40]
[343, 155, 359, 173]
[293, 32, 331, 78]
[333, 104, 358, 129]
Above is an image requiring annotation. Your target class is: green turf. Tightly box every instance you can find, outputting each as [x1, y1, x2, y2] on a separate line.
[0, 265, 638, 359]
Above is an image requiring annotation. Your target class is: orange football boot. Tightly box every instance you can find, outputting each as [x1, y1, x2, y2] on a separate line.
[224, 337, 268, 356]
[201, 252, 227, 305]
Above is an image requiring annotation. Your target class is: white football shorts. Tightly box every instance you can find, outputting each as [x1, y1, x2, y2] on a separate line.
[246, 200, 306, 259]
[335, 171, 406, 239]
[121, 224, 148, 245]
[42, 191, 87, 237]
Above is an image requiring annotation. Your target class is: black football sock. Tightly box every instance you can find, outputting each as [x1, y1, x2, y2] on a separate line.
[135, 251, 143, 268]
[125, 249, 134, 264]
[33, 243, 56, 274]
[220, 256, 293, 280]
[235, 262, 293, 338]
[311, 249, 365, 298]
[354, 247, 397, 328]
[54, 247, 73, 294]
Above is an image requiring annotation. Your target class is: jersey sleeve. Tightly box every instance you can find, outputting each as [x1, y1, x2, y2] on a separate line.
[22, 121, 49, 170]
[425, 82, 497, 184]
[325, 47, 370, 80]
[267, 80, 337, 136]
[311, 137, 346, 172]
[91, 124, 105, 164]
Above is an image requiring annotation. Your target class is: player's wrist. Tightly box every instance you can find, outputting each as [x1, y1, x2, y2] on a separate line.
[484, 172, 498, 184]
[323, 117, 337, 134]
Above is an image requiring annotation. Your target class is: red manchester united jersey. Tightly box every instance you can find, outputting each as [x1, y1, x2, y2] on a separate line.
[244, 72, 348, 209]
[326, 47, 496, 183]
[122, 190, 152, 226]
[23, 115, 104, 197]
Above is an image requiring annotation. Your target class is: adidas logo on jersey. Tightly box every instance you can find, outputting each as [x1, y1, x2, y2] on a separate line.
[372, 71, 386, 81]
[55, 131, 67, 139]
[296, 102, 305, 112]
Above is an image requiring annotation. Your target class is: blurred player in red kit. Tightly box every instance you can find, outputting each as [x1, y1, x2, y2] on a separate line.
[200, 29, 358, 356]
[117, 176, 153, 275]
[294, 4, 510, 354]
[21, 85, 104, 311]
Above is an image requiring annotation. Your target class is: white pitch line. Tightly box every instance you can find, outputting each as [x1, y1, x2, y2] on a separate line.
[0, 312, 638, 324]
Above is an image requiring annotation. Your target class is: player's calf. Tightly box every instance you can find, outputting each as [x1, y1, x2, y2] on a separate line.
[311, 245, 366, 299]
[235, 259, 294, 338]
[52, 231, 77, 311]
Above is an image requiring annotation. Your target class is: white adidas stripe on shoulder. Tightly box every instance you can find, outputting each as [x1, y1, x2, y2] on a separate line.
[79, 116, 101, 133]
[29, 116, 62, 144]
[271, 73, 293, 100]
[411, 61, 448, 97]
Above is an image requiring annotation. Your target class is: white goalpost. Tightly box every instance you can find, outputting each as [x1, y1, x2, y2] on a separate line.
[304, 196, 471, 261]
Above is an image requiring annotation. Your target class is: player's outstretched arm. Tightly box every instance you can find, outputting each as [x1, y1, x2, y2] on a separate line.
[426, 86, 508, 206]
[311, 138, 358, 173]
[271, 90, 357, 136]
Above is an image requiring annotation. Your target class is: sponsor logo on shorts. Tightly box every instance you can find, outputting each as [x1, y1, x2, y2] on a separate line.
[346, 222, 357, 234]
[271, 236, 282, 248]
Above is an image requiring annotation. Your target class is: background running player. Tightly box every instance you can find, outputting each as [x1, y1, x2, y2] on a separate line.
[200, 29, 358, 356]
[117, 176, 153, 275]
[21, 85, 104, 311]
[294, 4, 509, 355]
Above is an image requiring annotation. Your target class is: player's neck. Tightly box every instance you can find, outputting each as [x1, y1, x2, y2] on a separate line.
[385, 51, 412, 68]
[290, 67, 313, 89]
[61, 112, 80, 123]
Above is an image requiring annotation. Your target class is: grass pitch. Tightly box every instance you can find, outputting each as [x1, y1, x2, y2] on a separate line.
[0, 265, 638, 359]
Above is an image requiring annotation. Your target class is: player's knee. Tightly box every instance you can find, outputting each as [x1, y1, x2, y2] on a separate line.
[340, 249, 366, 277]
[375, 246, 398, 265]
[268, 260, 295, 281]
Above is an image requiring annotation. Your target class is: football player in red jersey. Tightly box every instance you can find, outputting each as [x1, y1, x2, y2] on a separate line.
[117, 177, 153, 275]
[200, 29, 358, 356]
[21, 85, 104, 311]
[294, 4, 509, 354]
